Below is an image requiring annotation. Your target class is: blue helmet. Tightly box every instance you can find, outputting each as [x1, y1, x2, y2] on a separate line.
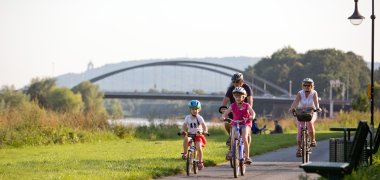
[188, 100, 201, 109]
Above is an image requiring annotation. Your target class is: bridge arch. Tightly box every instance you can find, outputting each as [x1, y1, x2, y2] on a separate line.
[88, 60, 288, 95]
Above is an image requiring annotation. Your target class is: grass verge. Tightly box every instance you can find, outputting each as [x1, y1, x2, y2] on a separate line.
[0, 131, 343, 179]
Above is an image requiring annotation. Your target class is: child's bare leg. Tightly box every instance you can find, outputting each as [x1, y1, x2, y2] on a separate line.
[242, 127, 249, 158]
[248, 130, 251, 145]
[183, 136, 189, 154]
[196, 142, 203, 162]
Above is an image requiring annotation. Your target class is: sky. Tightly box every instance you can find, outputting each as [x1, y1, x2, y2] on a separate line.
[0, 0, 379, 88]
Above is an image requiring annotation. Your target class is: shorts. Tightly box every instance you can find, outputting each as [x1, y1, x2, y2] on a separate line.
[188, 134, 207, 147]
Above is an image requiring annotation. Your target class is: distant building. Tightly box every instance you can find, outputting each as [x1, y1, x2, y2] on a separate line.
[87, 61, 94, 71]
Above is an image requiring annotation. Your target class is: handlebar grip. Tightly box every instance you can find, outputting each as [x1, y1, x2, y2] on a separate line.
[223, 118, 232, 123]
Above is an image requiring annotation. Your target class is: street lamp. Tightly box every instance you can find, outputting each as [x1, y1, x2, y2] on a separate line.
[348, 0, 375, 165]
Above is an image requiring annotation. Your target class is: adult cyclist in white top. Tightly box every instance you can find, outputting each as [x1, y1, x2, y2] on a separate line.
[289, 78, 321, 157]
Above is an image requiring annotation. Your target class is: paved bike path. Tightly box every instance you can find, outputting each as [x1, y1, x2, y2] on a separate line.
[161, 139, 330, 180]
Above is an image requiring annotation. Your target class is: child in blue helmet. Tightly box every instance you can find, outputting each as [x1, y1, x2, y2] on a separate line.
[180, 100, 208, 170]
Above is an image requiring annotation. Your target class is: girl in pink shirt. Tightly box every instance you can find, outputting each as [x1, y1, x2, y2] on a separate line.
[221, 87, 255, 164]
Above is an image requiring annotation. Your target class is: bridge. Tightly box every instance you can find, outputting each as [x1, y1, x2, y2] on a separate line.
[88, 60, 290, 96]
[79, 59, 350, 117]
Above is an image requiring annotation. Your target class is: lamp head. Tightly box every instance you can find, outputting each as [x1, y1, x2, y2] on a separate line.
[348, 0, 365, 25]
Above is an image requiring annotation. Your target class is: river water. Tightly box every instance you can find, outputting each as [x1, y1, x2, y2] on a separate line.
[107, 117, 221, 127]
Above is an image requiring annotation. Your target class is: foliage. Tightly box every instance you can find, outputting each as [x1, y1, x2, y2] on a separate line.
[46, 87, 83, 113]
[25, 78, 56, 108]
[249, 46, 301, 88]
[0, 101, 111, 147]
[0, 85, 29, 112]
[105, 99, 124, 119]
[352, 92, 370, 112]
[345, 155, 380, 180]
[247, 47, 369, 100]
[374, 83, 380, 109]
[72, 81, 107, 115]
[192, 89, 206, 95]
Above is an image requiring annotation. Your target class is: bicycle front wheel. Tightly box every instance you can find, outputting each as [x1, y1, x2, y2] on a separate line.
[233, 140, 239, 178]
[301, 129, 308, 163]
[193, 150, 198, 174]
[186, 151, 192, 176]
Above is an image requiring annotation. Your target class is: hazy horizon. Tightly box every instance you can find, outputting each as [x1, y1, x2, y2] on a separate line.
[1, 0, 379, 88]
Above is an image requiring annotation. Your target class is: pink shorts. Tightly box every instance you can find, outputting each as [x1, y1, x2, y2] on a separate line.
[297, 121, 313, 140]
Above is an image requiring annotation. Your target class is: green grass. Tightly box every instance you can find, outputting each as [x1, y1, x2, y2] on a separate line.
[0, 131, 343, 180]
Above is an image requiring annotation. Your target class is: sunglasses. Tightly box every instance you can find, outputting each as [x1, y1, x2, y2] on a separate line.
[303, 84, 311, 87]
[233, 80, 242, 83]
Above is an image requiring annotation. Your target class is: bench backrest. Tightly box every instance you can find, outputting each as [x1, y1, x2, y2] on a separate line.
[373, 122, 380, 154]
[348, 121, 369, 170]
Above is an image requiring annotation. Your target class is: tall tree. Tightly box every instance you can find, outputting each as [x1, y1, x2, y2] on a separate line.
[251, 46, 301, 87]
[72, 81, 107, 115]
[108, 99, 124, 119]
[25, 78, 56, 107]
[248, 47, 369, 100]
[45, 87, 83, 112]
[0, 85, 29, 110]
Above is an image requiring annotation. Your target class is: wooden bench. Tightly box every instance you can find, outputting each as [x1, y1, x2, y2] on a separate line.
[299, 121, 370, 180]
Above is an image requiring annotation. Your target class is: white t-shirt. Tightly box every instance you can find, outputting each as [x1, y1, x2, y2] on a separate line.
[183, 114, 205, 134]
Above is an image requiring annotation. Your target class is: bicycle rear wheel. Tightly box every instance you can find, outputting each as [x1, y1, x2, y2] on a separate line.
[229, 146, 233, 168]
[186, 151, 192, 176]
[233, 140, 239, 178]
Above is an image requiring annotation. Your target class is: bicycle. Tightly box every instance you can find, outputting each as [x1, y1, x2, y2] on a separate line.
[177, 131, 209, 176]
[224, 118, 249, 178]
[292, 107, 319, 164]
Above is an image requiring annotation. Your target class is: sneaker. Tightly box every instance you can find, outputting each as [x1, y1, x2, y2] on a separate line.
[198, 162, 204, 170]
[245, 157, 252, 164]
[311, 140, 317, 147]
[181, 153, 187, 160]
[226, 151, 232, 160]
[296, 149, 302, 157]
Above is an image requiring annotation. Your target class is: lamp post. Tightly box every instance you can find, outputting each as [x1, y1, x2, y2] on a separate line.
[348, 0, 375, 165]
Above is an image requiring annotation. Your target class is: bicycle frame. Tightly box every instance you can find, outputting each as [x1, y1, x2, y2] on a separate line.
[293, 108, 315, 164]
[186, 134, 199, 176]
[300, 120, 311, 164]
[232, 122, 245, 161]
[227, 119, 247, 178]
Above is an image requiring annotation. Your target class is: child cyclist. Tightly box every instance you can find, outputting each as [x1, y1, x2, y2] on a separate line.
[221, 87, 255, 164]
[180, 100, 208, 170]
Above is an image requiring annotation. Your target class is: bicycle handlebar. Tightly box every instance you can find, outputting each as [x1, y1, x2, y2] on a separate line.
[222, 118, 253, 124]
[291, 108, 321, 116]
[177, 131, 210, 136]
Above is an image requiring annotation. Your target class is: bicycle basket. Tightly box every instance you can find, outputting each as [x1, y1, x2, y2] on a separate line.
[295, 109, 313, 122]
